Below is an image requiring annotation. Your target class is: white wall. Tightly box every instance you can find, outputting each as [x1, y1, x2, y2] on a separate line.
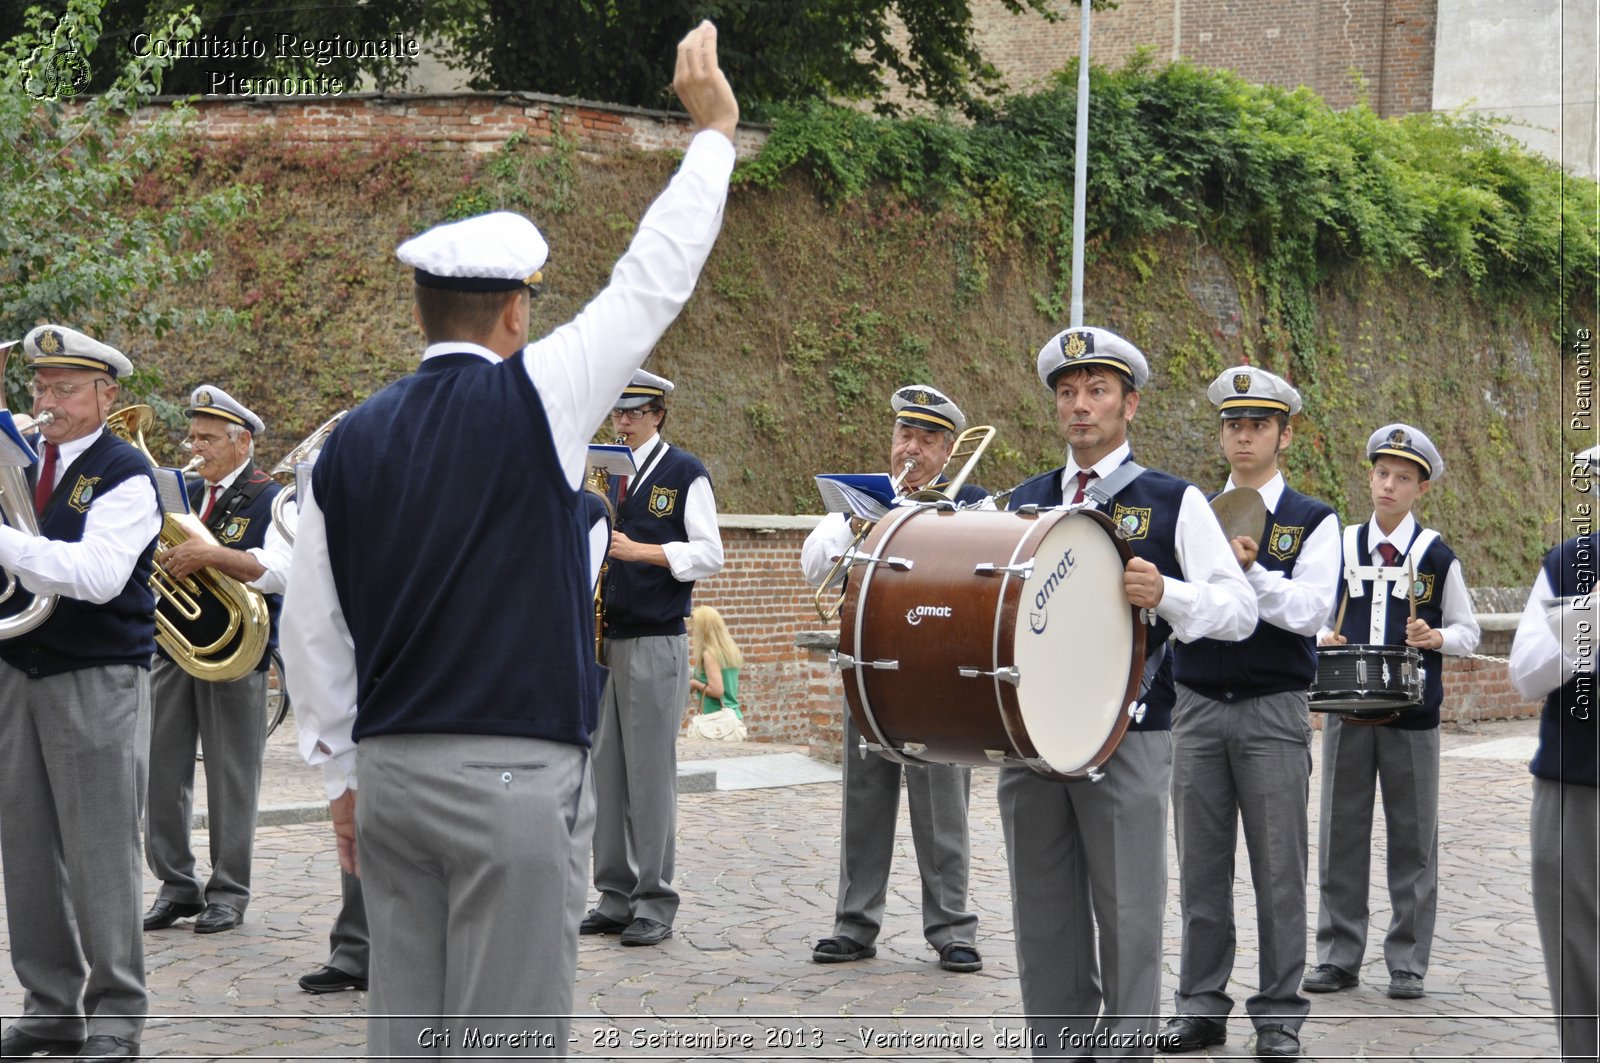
[1434, 0, 1597, 178]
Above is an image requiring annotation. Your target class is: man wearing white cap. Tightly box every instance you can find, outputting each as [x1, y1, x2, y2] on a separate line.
[143, 385, 289, 937]
[1001, 326, 1256, 1059]
[1309, 424, 1479, 1002]
[282, 20, 738, 1057]
[0, 325, 161, 1060]
[1510, 448, 1598, 1062]
[799, 384, 986, 974]
[1161, 367, 1340, 1059]
[581, 367, 722, 948]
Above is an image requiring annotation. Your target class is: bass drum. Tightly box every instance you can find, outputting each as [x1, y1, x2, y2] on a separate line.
[838, 505, 1144, 780]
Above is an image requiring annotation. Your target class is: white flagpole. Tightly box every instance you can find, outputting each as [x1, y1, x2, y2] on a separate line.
[1070, 0, 1092, 328]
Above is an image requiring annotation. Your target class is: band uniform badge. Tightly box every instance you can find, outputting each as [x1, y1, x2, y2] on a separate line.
[218, 515, 250, 544]
[1266, 523, 1303, 562]
[1062, 331, 1091, 359]
[1409, 571, 1436, 605]
[36, 329, 63, 355]
[648, 485, 678, 518]
[1111, 503, 1151, 541]
[67, 475, 100, 514]
[195, 389, 214, 406]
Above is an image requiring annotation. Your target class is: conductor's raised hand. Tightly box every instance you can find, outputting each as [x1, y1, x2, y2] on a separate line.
[673, 20, 739, 142]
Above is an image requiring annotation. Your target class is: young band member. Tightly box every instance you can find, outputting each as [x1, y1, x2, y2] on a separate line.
[144, 385, 288, 936]
[1002, 327, 1256, 1058]
[1309, 424, 1479, 1001]
[1162, 367, 1340, 1060]
[581, 369, 723, 948]
[800, 385, 986, 974]
[1510, 522, 1597, 1062]
[0, 326, 161, 1061]
[282, 22, 737, 1056]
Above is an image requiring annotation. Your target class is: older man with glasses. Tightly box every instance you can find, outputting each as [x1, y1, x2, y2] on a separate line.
[0, 325, 162, 1062]
[580, 367, 723, 948]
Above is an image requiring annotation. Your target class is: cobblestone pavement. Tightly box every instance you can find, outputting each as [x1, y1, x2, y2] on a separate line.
[0, 717, 1564, 1060]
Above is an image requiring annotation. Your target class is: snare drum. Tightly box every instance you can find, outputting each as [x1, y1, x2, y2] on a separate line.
[836, 504, 1144, 779]
[1309, 644, 1424, 719]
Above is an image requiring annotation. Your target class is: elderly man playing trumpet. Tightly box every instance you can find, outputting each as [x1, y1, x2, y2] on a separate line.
[144, 385, 289, 937]
[0, 325, 161, 1061]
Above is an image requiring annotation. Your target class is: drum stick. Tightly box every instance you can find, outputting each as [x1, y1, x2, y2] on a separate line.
[1332, 588, 1348, 640]
[1407, 557, 1418, 622]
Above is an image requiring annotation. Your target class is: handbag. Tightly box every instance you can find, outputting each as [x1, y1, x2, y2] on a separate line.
[687, 706, 747, 742]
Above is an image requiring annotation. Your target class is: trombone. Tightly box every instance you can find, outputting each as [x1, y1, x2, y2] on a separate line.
[268, 410, 347, 546]
[811, 424, 996, 621]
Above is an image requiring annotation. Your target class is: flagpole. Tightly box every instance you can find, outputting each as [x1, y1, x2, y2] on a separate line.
[1070, 0, 1092, 328]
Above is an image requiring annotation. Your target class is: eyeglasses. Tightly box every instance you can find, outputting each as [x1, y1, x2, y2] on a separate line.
[30, 379, 106, 400]
[611, 407, 660, 421]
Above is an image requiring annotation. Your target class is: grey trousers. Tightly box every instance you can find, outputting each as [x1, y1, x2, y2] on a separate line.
[1315, 718, 1441, 978]
[1171, 684, 1312, 1031]
[326, 868, 369, 979]
[356, 733, 593, 1061]
[591, 633, 688, 926]
[998, 729, 1172, 1060]
[1532, 777, 1599, 1063]
[0, 661, 149, 1041]
[145, 658, 267, 910]
[832, 713, 977, 951]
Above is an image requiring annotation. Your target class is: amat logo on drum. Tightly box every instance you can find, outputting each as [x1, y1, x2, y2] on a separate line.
[1029, 548, 1077, 635]
[905, 604, 953, 626]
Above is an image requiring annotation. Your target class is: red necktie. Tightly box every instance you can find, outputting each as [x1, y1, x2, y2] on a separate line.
[34, 442, 58, 515]
[1377, 542, 1400, 566]
[617, 476, 629, 505]
[1070, 470, 1096, 504]
[201, 484, 221, 522]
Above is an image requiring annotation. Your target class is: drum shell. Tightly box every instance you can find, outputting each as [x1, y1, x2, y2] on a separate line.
[838, 505, 1143, 780]
[1309, 643, 1425, 719]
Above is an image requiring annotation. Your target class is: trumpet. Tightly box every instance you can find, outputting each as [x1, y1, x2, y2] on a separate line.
[0, 393, 59, 639]
[811, 424, 997, 622]
[268, 410, 347, 546]
[106, 405, 270, 682]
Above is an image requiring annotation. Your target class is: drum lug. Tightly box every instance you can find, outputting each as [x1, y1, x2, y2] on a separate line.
[958, 665, 1021, 685]
[847, 554, 914, 572]
[1013, 504, 1044, 517]
[830, 651, 900, 671]
[899, 742, 928, 756]
[1356, 657, 1368, 687]
[1085, 766, 1106, 783]
[973, 561, 1034, 579]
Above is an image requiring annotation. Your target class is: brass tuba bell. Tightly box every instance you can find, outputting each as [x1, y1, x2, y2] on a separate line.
[268, 409, 347, 546]
[0, 340, 59, 638]
[106, 405, 270, 682]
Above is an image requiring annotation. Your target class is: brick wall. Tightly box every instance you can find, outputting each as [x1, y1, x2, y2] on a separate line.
[961, 0, 1437, 116]
[164, 91, 768, 157]
[702, 516, 1537, 762]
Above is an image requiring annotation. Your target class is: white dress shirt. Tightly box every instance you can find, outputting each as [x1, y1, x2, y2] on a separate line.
[1511, 565, 1593, 701]
[204, 457, 291, 595]
[284, 129, 736, 799]
[0, 425, 160, 603]
[622, 434, 722, 582]
[1322, 513, 1481, 655]
[1223, 471, 1341, 637]
[1064, 442, 1258, 644]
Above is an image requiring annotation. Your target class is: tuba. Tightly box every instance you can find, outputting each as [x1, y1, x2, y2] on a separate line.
[106, 405, 270, 683]
[0, 340, 58, 638]
[268, 410, 346, 545]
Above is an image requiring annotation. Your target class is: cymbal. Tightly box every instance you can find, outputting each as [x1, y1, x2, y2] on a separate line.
[1210, 486, 1267, 542]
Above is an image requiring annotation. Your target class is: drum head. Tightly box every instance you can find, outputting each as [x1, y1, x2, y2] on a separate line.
[1008, 510, 1138, 776]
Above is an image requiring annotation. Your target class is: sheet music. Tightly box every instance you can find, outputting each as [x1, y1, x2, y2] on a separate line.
[815, 473, 896, 520]
[153, 468, 191, 515]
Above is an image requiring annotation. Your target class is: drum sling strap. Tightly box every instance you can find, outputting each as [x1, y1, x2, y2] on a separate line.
[1080, 462, 1167, 705]
[1339, 524, 1440, 643]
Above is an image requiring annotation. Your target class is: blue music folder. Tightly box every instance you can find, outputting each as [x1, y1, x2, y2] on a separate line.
[815, 473, 897, 520]
[0, 411, 38, 468]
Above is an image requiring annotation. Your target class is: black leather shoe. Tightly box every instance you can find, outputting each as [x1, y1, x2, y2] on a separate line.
[142, 899, 204, 931]
[619, 918, 673, 947]
[1387, 971, 1425, 999]
[1254, 1024, 1300, 1058]
[810, 935, 876, 964]
[297, 965, 367, 994]
[1159, 1015, 1226, 1053]
[193, 903, 243, 934]
[1, 1025, 83, 1057]
[1302, 962, 1359, 992]
[937, 943, 983, 973]
[579, 909, 629, 935]
[73, 1034, 138, 1060]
